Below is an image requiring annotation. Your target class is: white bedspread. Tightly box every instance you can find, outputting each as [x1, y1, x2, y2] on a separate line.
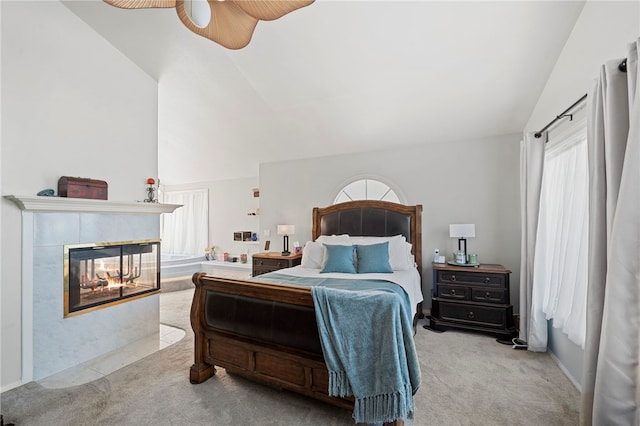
[274, 266, 424, 319]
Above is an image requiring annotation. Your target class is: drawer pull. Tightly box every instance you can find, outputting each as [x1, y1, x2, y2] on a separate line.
[468, 311, 475, 319]
[484, 277, 491, 283]
[451, 275, 456, 281]
[485, 292, 491, 298]
[450, 289, 456, 295]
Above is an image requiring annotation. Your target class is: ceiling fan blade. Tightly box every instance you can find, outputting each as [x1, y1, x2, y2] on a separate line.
[176, 0, 258, 49]
[103, 0, 176, 9]
[233, 0, 314, 21]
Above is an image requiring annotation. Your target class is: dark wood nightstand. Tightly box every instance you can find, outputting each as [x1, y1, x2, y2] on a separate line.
[252, 252, 302, 276]
[428, 263, 517, 340]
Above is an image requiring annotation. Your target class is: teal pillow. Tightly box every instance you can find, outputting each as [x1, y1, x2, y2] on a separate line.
[321, 244, 356, 274]
[356, 242, 393, 273]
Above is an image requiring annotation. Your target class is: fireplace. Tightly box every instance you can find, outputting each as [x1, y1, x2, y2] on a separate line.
[64, 239, 160, 317]
[4, 195, 181, 382]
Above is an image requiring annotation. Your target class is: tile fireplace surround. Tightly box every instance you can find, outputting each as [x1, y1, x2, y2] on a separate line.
[5, 196, 181, 382]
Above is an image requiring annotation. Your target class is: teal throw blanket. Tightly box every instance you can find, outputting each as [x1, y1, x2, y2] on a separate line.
[255, 273, 421, 424]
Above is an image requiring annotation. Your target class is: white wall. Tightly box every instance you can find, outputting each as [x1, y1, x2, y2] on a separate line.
[526, 1, 639, 132]
[524, 0, 639, 389]
[161, 177, 260, 258]
[1, 1, 158, 390]
[259, 134, 522, 312]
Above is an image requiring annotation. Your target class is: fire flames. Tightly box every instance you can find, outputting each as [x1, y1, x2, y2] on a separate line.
[80, 274, 125, 291]
[80, 265, 138, 292]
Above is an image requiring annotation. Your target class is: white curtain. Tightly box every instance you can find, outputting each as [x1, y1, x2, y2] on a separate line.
[581, 38, 639, 424]
[161, 189, 209, 255]
[529, 120, 589, 351]
[519, 132, 546, 345]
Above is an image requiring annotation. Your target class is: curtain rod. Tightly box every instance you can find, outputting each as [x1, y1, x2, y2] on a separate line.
[534, 58, 628, 139]
[534, 94, 587, 138]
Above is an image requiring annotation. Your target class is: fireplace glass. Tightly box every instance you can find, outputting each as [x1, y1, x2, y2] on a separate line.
[65, 240, 160, 317]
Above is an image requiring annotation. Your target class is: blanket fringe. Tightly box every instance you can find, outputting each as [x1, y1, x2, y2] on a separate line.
[352, 382, 414, 424]
[328, 370, 352, 397]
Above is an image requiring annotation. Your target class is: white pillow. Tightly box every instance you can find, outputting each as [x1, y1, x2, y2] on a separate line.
[315, 234, 350, 244]
[301, 241, 324, 269]
[347, 235, 405, 245]
[303, 236, 354, 269]
[348, 235, 414, 270]
[311, 234, 415, 270]
[403, 242, 416, 269]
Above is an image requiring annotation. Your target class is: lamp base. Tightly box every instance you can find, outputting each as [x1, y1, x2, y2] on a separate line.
[458, 238, 468, 263]
[281, 235, 290, 257]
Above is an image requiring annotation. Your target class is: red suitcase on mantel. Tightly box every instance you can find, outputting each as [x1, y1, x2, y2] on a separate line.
[58, 176, 108, 200]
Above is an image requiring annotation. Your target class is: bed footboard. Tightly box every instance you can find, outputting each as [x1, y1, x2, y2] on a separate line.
[189, 272, 409, 425]
[189, 272, 354, 408]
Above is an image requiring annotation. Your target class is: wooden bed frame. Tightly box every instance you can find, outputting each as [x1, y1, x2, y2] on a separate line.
[189, 201, 423, 424]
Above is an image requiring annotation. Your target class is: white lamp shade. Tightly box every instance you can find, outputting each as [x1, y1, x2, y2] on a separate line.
[277, 225, 295, 235]
[449, 224, 475, 238]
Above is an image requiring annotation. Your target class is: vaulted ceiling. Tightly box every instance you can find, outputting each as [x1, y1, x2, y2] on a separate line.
[63, 0, 585, 184]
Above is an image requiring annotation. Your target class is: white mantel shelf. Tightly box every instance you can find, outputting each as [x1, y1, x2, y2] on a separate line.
[4, 195, 182, 214]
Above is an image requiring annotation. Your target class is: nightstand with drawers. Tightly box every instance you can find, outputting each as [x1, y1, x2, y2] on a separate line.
[252, 252, 302, 277]
[429, 263, 517, 340]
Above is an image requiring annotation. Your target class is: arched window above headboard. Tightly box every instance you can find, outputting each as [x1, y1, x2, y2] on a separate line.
[334, 179, 401, 204]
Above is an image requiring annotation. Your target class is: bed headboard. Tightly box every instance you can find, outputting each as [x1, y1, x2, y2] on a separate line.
[312, 200, 423, 274]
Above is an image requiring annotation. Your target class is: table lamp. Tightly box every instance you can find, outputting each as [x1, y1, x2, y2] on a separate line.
[277, 225, 295, 256]
[449, 224, 475, 263]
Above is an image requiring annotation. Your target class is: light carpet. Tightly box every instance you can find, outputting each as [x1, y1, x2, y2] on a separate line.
[1, 288, 579, 425]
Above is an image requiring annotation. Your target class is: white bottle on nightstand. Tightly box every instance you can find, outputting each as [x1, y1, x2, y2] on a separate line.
[433, 249, 445, 264]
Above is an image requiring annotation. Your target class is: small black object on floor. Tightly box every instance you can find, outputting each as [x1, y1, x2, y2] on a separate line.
[496, 337, 528, 350]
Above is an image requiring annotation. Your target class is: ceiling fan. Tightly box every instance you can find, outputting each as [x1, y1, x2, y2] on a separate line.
[103, 0, 314, 49]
